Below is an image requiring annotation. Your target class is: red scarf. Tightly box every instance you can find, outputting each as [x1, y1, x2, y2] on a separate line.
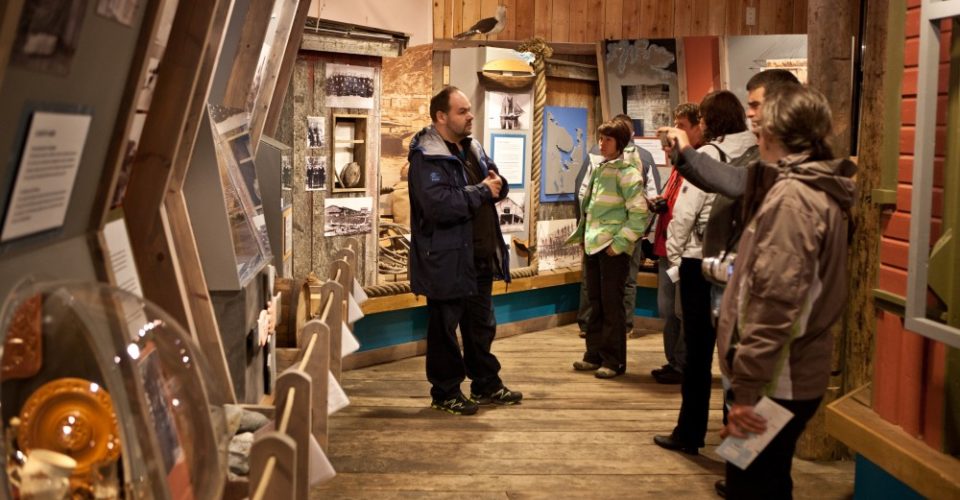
[653, 169, 684, 257]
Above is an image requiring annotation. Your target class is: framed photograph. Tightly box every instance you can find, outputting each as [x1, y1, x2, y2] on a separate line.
[305, 156, 326, 191]
[485, 91, 531, 131]
[96, 0, 141, 26]
[536, 219, 580, 271]
[496, 192, 525, 233]
[325, 63, 375, 109]
[540, 107, 587, 202]
[324, 197, 372, 236]
[10, 0, 88, 75]
[307, 116, 325, 149]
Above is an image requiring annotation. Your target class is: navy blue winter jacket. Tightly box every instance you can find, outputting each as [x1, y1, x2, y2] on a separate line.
[407, 126, 511, 299]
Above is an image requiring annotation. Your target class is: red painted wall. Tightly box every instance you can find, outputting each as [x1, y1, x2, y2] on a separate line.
[873, 0, 950, 450]
[683, 36, 721, 104]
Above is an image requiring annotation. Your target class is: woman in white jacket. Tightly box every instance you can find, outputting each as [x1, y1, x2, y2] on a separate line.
[655, 90, 757, 455]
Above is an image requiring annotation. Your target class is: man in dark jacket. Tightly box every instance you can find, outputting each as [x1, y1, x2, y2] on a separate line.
[407, 86, 522, 415]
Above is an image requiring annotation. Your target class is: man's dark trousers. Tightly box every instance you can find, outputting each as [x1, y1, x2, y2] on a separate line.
[425, 258, 503, 401]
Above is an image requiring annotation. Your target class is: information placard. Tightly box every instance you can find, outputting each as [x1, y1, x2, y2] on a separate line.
[2, 111, 92, 242]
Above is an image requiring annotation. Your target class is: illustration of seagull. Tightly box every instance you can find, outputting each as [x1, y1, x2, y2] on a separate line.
[454, 5, 506, 39]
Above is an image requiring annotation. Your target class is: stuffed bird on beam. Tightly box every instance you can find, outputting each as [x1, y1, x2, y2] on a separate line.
[454, 5, 507, 40]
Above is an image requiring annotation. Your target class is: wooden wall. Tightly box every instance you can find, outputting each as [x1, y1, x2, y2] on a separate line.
[433, 0, 808, 42]
[288, 53, 380, 285]
[873, 0, 952, 451]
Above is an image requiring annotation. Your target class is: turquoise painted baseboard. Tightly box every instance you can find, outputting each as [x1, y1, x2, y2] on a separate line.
[853, 454, 923, 500]
[354, 284, 659, 352]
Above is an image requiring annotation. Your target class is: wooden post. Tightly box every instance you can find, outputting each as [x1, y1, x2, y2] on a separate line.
[799, 0, 859, 461]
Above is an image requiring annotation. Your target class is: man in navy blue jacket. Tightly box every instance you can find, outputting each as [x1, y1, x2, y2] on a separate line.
[407, 86, 522, 415]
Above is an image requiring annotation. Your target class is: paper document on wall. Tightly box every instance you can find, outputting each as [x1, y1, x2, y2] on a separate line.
[347, 294, 364, 323]
[328, 371, 349, 415]
[352, 277, 368, 305]
[715, 397, 795, 470]
[342, 325, 360, 357]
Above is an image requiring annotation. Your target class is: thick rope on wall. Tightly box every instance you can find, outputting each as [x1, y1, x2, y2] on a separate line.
[517, 38, 553, 275]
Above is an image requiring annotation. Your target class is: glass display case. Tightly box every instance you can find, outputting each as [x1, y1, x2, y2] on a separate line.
[0, 281, 228, 499]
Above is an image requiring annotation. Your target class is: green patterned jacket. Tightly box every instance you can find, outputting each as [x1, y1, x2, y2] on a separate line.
[566, 156, 648, 256]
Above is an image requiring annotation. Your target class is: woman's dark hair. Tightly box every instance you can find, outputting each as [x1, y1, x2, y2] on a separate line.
[759, 84, 835, 161]
[597, 119, 632, 153]
[698, 90, 748, 141]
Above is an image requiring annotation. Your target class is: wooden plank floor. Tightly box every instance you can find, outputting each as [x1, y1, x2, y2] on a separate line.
[312, 323, 854, 499]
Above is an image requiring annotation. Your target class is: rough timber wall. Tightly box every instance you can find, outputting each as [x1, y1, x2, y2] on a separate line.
[433, 0, 809, 41]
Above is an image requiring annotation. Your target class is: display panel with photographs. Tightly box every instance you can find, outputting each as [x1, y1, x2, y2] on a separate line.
[207, 105, 273, 286]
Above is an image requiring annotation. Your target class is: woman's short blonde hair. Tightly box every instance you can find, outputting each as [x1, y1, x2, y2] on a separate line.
[759, 84, 835, 160]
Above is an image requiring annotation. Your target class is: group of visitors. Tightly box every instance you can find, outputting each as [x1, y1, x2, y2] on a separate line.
[405, 69, 855, 499]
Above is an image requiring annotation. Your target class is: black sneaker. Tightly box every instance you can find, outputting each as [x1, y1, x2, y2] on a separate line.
[431, 393, 479, 415]
[470, 386, 523, 405]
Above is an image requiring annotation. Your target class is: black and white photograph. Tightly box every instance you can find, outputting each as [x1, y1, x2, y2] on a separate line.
[324, 197, 373, 236]
[96, 0, 141, 26]
[623, 83, 672, 132]
[496, 192, 525, 233]
[325, 63, 376, 109]
[10, 0, 88, 75]
[305, 156, 327, 191]
[537, 219, 580, 271]
[486, 91, 531, 130]
[307, 115, 325, 149]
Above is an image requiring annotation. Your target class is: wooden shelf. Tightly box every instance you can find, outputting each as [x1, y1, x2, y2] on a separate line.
[362, 268, 658, 315]
[826, 384, 960, 499]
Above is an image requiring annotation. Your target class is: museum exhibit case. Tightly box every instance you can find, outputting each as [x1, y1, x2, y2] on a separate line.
[0, 281, 228, 499]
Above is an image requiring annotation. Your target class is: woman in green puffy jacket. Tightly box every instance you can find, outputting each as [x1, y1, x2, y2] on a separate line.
[566, 119, 649, 378]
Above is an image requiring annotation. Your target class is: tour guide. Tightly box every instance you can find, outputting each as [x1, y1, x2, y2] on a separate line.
[407, 86, 523, 416]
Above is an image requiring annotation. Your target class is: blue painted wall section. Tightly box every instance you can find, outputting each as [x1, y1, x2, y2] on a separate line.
[852, 455, 923, 500]
[354, 282, 659, 352]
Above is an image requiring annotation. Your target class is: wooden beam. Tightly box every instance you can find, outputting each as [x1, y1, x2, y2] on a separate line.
[826, 385, 960, 499]
[0, 0, 24, 93]
[362, 269, 658, 315]
[222, 0, 276, 111]
[433, 38, 597, 56]
[596, 41, 611, 121]
[90, 0, 165, 231]
[123, 0, 237, 404]
[300, 33, 404, 57]
[263, 0, 313, 139]
[797, 0, 857, 461]
[545, 58, 599, 81]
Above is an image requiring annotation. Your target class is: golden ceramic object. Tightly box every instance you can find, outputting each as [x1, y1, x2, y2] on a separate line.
[18, 378, 121, 477]
[2, 294, 43, 380]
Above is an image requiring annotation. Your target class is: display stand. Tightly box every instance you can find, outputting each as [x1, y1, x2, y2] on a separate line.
[255, 136, 293, 274]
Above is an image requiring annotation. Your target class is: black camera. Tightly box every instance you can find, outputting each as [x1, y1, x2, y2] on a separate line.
[651, 197, 669, 214]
